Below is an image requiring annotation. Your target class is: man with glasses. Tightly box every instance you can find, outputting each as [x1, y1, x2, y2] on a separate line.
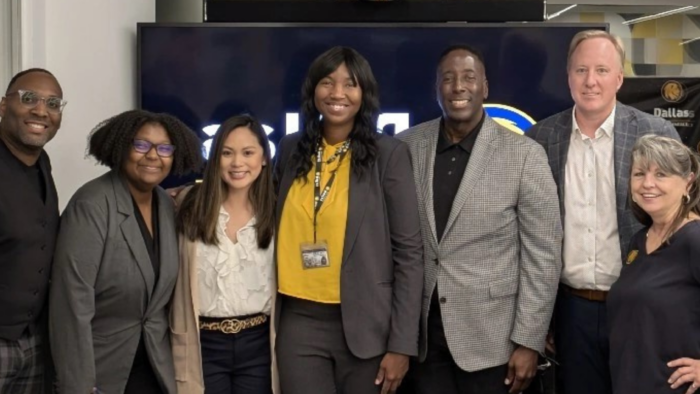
[0, 68, 66, 393]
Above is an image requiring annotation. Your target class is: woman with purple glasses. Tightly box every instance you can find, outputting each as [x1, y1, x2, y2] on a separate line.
[48, 110, 203, 394]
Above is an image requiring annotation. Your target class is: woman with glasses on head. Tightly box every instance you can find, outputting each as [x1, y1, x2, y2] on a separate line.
[607, 134, 700, 394]
[49, 110, 203, 394]
[273, 46, 423, 394]
[170, 114, 277, 394]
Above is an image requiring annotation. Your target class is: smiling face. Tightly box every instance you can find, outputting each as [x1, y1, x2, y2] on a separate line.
[313, 62, 362, 132]
[122, 123, 173, 193]
[219, 126, 266, 195]
[568, 37, 623, 119]
[436, 49, 488, 126]
[0, 71, 63, 153]
[631, 161, 693, 222]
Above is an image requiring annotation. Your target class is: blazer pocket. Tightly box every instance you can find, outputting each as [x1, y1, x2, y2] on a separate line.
[377, 280, 394, 288]
[170, 330, 188, 382]
[488, 277, 519, 299]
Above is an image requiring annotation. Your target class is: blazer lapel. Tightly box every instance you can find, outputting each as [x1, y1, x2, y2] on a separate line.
[550, 110, 573, 216]
[419, 123, 440, 248]
[441, 117, 497, 239]
[112, 172, 155, 302]
[275, 160, 296, 230]
[148, 188, 177, 312]
[612, 103, 635, 215]
[341, 167, 370, 266]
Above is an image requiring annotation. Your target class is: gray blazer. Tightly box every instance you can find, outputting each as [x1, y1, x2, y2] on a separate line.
[49, 170, 177, 394]
[273, 133, 424, 358]
[397, 116, 562, 372]
[528, 102, 680, 258]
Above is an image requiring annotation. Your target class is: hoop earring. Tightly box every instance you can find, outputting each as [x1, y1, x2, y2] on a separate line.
[684, 194, 691, 204]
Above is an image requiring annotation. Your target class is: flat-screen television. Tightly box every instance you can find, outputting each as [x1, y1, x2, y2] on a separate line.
[138, 23, 606, 185]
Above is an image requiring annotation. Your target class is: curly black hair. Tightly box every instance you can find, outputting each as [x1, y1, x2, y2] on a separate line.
[88, 109, 203, 176]
[290, 46, 379, 180]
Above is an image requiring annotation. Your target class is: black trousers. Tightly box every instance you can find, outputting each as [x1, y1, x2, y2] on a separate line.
[124, 337, 164, 394]
[276, 296, 383, 394]
[554, 291, 612, 394]
[410, 295, 510, 394]
[200, 320, 272, 394]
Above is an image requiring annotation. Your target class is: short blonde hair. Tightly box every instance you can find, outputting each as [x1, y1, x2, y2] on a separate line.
[567, 30, 625, 70]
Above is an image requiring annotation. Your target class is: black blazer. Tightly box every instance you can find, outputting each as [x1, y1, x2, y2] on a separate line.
[274, 133, 424, 358]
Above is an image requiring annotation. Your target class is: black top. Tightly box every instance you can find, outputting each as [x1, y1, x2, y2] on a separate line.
[432, 114, 484, 242]
[0, 139, 59, 340]
[131, 193, 160, 282]
[128, 192, 162, 383]
[608, 221, 700, 394]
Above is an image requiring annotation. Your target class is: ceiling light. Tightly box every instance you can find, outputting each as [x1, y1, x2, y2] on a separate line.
[623, 6, 698, 26]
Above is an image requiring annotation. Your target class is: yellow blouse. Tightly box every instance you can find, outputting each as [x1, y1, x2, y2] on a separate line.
[277, 139, 350, 304]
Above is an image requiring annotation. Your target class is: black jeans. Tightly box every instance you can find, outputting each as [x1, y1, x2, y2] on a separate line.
[200, 321, 272, 394]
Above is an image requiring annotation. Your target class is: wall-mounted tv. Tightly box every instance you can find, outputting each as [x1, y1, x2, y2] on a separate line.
[138, 23, 606, 184]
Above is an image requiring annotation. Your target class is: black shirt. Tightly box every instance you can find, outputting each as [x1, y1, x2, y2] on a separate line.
[128, 193, 162, 390]
[131, 194, 160, 282]
[429, 114, 485, 320]
[0, 139, 59, 340]
[607, 221, 700, 394]
[432, 114, 485, 242]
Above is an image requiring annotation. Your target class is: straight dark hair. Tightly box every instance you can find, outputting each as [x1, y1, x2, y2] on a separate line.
[178, 114, 274, 249]
[289, 46, 379, 180]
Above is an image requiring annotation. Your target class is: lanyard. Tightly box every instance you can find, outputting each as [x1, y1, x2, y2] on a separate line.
[313, 139, 350, 242]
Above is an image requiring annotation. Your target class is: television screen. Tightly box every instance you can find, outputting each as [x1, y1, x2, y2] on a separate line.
[138, 23, 606, 185]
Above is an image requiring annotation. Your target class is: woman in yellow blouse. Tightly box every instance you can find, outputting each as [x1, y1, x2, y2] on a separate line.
[273, 46, 424, 394]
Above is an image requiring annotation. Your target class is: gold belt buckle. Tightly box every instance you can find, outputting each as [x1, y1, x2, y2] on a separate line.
[220, 319, 244, 334]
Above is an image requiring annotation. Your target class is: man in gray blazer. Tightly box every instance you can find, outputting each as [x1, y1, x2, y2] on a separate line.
[527, 30, 680, 394]
[396, 45, 562, 394]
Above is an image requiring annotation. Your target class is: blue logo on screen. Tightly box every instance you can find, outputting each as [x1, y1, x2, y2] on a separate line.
[484, 104, 536, 135]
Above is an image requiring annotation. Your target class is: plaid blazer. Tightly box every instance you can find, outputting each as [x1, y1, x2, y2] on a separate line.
[397, 115, 562, 372]
[528, 102, 680, 260]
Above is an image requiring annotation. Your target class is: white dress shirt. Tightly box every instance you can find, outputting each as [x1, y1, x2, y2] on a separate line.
[197, 206, 275, 317]
[562, 107, 622, 291]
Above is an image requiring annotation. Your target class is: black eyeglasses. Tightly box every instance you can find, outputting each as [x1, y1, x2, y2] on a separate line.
[5, 90, 68, 114]
[133, 139, 176, 157]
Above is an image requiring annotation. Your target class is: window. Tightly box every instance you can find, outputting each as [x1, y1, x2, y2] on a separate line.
[0, 0, 21, 92]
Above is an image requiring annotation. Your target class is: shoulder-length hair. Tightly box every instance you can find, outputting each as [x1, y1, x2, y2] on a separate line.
[289, 46, 380, 180]
[629, 134, 700, 243]
[178, 114, 274, 249]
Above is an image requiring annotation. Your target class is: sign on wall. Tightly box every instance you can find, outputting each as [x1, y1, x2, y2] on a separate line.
[618, 78, 700, 152]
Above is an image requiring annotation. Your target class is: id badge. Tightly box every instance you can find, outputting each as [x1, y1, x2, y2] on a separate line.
[300, 241, 330, 269]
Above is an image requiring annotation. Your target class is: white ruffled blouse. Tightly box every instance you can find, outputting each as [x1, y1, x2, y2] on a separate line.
[196, 206, 275, 317]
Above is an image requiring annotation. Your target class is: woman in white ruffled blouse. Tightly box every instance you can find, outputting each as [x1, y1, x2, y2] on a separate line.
[170, 114, 277, 394]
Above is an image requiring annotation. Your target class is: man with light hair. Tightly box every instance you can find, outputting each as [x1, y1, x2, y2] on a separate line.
[528, 30, 680, 394]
